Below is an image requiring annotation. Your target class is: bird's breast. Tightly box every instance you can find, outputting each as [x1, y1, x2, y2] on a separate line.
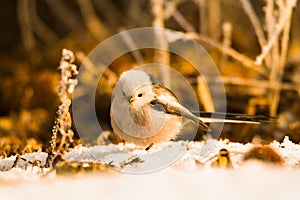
[129, 104, 151, 126]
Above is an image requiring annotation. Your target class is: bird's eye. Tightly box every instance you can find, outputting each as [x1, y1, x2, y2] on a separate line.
[123, 92, 126, 96]
[138, 93, 143, 97]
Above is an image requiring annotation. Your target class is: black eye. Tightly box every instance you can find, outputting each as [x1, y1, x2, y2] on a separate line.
[123, 92, 126, 96]
[138, 93, 143, 97]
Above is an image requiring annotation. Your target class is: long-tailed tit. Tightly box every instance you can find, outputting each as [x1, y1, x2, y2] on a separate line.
[110, 70, 272, 147]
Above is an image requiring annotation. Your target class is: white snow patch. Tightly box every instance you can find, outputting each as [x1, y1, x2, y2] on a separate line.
[1, 137, 300, 199]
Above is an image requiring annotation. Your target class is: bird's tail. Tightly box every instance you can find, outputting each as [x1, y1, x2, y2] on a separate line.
[192, 112, 276, 124]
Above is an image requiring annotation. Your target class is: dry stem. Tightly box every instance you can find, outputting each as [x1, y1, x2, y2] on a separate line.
[45, 49, 78, 168]
[78, 0, 108, 41]
[151, 0, 171, 87]
[186, 32, 267, 75]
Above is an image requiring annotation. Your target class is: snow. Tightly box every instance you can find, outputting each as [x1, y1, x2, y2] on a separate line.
[1, 137, 300, 199]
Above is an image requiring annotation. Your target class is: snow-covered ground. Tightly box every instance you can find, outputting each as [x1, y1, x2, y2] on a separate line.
[1, 137, 300, 200]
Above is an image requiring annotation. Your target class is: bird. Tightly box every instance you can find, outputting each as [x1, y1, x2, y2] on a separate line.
[211, 148, 233, 168]
[110, 70, 274, 147]
[242, 145, 284, 165]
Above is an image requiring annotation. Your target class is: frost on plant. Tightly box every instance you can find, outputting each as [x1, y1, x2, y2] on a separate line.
[45, 49, 79, 168]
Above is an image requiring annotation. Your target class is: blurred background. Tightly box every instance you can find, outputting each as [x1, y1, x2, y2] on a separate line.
[0, 0, 300, 154]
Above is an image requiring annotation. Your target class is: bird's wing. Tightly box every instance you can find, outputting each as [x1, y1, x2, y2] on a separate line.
[151, 84, 274, 126]
[152, 83, 180, 102]
[151, 83, 210, 132]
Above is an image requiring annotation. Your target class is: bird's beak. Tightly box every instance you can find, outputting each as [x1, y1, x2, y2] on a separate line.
[129, 96, 134, 103]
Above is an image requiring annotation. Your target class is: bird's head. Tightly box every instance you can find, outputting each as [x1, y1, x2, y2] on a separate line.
[112, 70, 157, 107]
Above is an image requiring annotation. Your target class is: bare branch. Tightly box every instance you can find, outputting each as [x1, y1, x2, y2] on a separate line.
[46, 0, 83, 31]
[220, 22, 232, 67]
[186, 32, 268, 75]
[78, 0, 109, 41]
[119, 28, 144, 65]
[151, 0, 171, 87]
[198, 0, 208, 34]
[165, 1, 196, 32]
[93, 0, 125, 28]
[197, 76, 215, 112]
[29, 0, 59, 45]
[17, 0, 36, 51]
[207, 0, 221, 40]
[220, 76, 299, 91]
[172, 11, 196, 32]
[239, 0, 267, 47]
[255, 4, 295, 66]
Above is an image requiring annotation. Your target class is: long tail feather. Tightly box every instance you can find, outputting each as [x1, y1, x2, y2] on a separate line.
[191, 112, 276, 124]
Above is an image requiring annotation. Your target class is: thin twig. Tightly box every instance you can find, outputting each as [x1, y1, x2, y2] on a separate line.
[119, 28, 144, 65]
[265, 0, 275, 40]
[45, 0, 83, 31]
[29, 0, 59, 45]
[17, 0, 36, 51]
[127, 0, 149, 27]
[165, 1, 196, 32]
[239, 0, 271, 67]
[189, 76, 299, 92]
[207, 0, 221, 40]
[198, 0, 208, 34]
[197, 76, 215, 112]
[220, 22, 232, 67]
[220, 76, 299, 91]
[239, 0, 267, 48]
[266, 0, 280, 116]
[172, 11, 196, 32]
[151, 0, 171, 87]
[93, 0, 125, 28]
[255, 0, 296, 65]
[78, 0, 109, 41]
[186, 32, 267, 75]
[279, 3, 293, 72]
[164, 0, 180, 19]
[263, 0, 297, 115]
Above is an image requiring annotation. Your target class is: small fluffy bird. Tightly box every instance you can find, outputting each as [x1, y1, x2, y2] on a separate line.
[242, 145, 284, 165]
[211, 148, 233, 168]
[110, 70, 272, 147]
